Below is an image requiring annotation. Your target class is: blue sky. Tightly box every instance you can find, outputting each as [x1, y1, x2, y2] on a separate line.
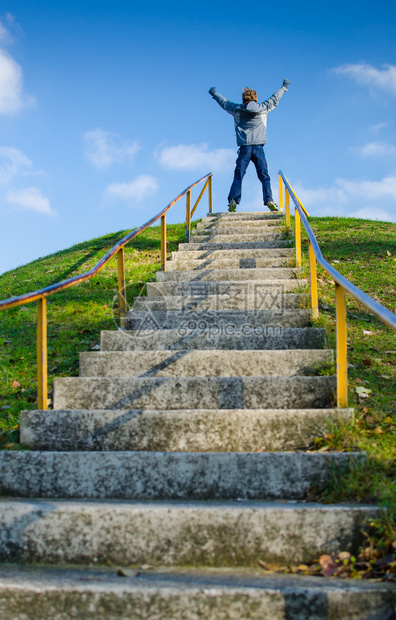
[1, 0, 396, 274]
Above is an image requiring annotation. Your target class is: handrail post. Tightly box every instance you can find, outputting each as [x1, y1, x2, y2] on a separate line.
[295, 208, 302, 268]
[161, 214, 167, 271]
[117, 247, 127, 330]
[285, 190, 290, 229]
[208, 175, 213, 214]
[278, 173, 284, 211]
[37, 297, 48, 410]
[335, 282, 348, 408]
[309, 241, 319, 319]
[186, 190, 191, 242]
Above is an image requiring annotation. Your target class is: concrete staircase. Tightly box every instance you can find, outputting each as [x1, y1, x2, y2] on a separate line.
[0, 211, 394, 619]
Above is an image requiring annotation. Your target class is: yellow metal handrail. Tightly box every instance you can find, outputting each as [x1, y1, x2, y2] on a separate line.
[0, 172, 213, 409]
[279, 170, 396, 408]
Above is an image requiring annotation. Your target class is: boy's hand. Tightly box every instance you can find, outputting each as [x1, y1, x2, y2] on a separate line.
[209, 87, 216, 95]
[283, 79, 291, 88]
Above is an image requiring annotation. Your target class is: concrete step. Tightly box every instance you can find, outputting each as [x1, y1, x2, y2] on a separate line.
[133, 293, 308, 312]
[167, 256, 294, 270]
[79, 349, 333, 378]
[146, 279, 308, 297]
[196, 218, 285, 230]
[0, 452, 362, 503]
[204, 211, 285, 220]
[193, 226, 284, 236]
[179, 240, 291, 251]
[155, 267, 299, 282]
[0, 495, 377, 565]
[21, 408, 352, 452]
[126, 310, 312, 331]
[0, 565, 393, 620]
[53, 375, 336, 410]
[190, 233, 286, 244]
[172, 248, 294, 261]
[100, 327, 326, 351]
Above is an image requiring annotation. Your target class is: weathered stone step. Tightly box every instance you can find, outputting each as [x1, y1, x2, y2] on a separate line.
[193, 226, 283, 236]
[172, 248, 294, 261]
[0, 565, 393, 620]
[160, 266, 300, 283]
[204, 211, 285, 220]
[100, 327, 326, 351]
[155, 267, 299, 282]
[167, 256, 293, 270]
[53, 375, 335, 410]
[126, 309, 311, 330]
[21, 408, 352, 452]
[0, 452, 362, 503]
[179, 240, 291, 251]
[0, 495, 376, 565]
[197, 218, 282, 229]
[133, 293, 308, 312]
[190, 233, 286, 244]
[79, 349, 333, 378]
[146, 279, 307, 297]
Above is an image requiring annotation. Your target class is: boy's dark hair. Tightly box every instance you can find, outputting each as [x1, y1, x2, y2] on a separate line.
[242, 87, 258, 104]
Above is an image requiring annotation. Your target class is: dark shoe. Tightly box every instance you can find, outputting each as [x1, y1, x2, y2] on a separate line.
[228, 199, 237, 212]
[265, 201, 279, 212]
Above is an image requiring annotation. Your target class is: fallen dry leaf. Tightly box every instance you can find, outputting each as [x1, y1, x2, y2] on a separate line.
[319, 554, 338, 577]
[356, 386, 372, 398]
[12, 380, 21, 388]
[258, 560, 285, 572]
[117, 568, 128, 577]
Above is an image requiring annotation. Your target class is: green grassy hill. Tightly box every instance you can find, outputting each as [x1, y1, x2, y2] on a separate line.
[0, 216, 395, 535]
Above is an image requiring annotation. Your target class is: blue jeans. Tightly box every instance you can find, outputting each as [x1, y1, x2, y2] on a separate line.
[228, 145, 273, 205]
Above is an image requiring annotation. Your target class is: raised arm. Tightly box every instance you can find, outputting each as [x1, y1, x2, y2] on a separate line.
[246, 79, 291, 114]
[208, 87, 240, 115]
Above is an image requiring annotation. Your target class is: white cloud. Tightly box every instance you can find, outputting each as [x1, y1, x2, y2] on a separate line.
[0, 49, 34, 115]
[351, 141, 396, 157]
[84, 129, 140, 169]
[156, 143, 235, 173]
[105, 175, 158, 205]
[0, 20, 12, 45]
[6, 186, 55, 215]
[371, 122, 392, 133]
[292, 174, 396, 222]
[0, 146, 32, 184]
[334, 63, 396, 96]
[348, 206, 393, 221]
